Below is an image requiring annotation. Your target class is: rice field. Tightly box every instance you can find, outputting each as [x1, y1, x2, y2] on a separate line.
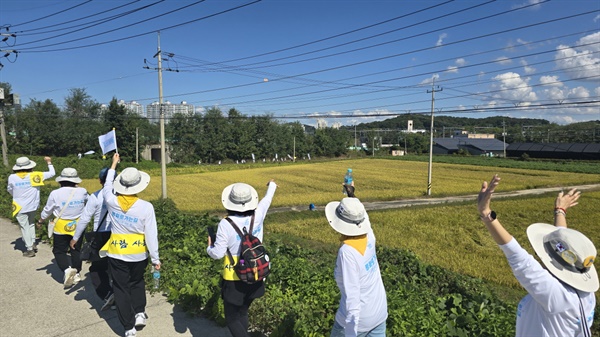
[265, 190, 600, 288]
[79, 159, 600, 213]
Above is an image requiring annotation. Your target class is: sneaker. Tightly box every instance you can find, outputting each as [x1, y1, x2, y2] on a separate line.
[134, 312, 147, 330]
[23, 250, 35, 257]
[101, 293, 114, 311]
[124, 328, 137, 337]
[33, 243, 38, 252]
[63, 267, 77, 288]
[73, 273, 81, 284]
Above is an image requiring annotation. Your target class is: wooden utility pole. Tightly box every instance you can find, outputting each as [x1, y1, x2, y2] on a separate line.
[426, 80, 442, 196]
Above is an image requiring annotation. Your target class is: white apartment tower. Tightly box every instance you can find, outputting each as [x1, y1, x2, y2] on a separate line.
[146, 101, 195, 124]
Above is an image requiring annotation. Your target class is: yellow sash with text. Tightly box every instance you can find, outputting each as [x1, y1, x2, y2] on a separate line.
[223, 255, 241, 281]
[12, 201, 22, 217]
[53, 218, 79, 235]
[100, 233, 147, 256]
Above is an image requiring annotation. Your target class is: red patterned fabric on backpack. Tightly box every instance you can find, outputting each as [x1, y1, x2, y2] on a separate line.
[225, 214, 270, 284]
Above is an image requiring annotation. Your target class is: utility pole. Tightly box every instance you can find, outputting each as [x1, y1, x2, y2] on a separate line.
[502, 120, 506, 158]
[0, 87, 7, 167]
[136, 127, 139, 164]
[157, 32, 167, 199]
[426, 80, 442, 196]
[293, 136, 296, 162]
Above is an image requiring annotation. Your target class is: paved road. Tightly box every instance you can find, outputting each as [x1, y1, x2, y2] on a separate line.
[270, 184, 600, 213]
[0, 216, 232, 337]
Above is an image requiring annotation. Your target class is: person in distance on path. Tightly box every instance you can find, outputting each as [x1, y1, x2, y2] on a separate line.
[8, 156, 55, 257]
[207, 180, 277, 337]
[101, 153, 160, 337]
[326, 197, 388, 337]
[478, 174, 597, 337]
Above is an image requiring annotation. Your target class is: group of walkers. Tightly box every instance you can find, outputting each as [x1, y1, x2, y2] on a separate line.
[7, 153, 599, 337]
[8, 154, 159, 337]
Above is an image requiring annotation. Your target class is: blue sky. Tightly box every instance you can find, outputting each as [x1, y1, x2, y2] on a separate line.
[1, 0, 599, 127]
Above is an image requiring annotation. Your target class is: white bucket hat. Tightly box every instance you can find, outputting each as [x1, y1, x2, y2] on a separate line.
[113, 167, 150, 195]
[55, 168, 82, 184]
[13, 157, 36, 170]
[221, 183, 259, 212]
[527, 223, 599, 293]
[325, 197, 371, 236]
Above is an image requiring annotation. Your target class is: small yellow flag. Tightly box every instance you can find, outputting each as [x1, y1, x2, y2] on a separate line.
[29, 172, 44, 187]
[12, 200, 21, 217]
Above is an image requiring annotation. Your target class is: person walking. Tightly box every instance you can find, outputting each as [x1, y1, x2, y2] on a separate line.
[7, 156, 55, 257]
[71, 167, 114, 310]
[478, 174, 597, 336]
[325, 197, 388, 337]
[101, 153, 160, 337]
[38, 168, 88, 288]
[207, 180, 277, 337]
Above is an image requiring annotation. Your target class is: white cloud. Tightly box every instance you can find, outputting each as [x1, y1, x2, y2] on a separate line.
[436, 33, 447, 47]
[520, 59, 536, 74]
[594, 14, 600, 22]
[455, 58, 466, 66]
[420, 74, 440, 85]
[567, 86, 590, 99]
[539, 75, 563, 87]
[513, 0, 544, 10]
[555, 32, 600, 81]
[490, 72, 537, 104]
[494, 56, 512, 65]
[595, 87, 600, 97]
[446, 66, 458, 73]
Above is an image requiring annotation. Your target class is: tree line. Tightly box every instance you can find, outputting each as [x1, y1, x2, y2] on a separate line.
[0, 84, 350, 164]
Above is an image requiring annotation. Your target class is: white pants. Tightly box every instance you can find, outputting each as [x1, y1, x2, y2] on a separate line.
[16, 212, 36, 250]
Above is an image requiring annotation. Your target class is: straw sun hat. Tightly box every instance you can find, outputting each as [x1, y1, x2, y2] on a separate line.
[527, 223, 599, 293]
[113, 167, 150, 195]
[325, 197, 371, 237]
[221, 183, 259, 212]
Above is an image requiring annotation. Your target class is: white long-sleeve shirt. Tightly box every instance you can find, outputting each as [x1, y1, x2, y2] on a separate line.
[73, 189, 111, 242]
[334, 228, 388, 337]
[500, 237, 595, 337]
[207, 182, 277, 260]
[7, 164, 55, 213]
[102, 169, 159, 265]
[40, 186, 88, 221]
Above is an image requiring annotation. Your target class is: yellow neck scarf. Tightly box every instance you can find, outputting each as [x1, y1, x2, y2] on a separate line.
[117, 195, 139, 212]
[16, 172, 28, 179]
[341, 234, 368, 255]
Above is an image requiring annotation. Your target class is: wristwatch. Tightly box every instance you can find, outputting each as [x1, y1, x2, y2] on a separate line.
[480, 211, 496, 222]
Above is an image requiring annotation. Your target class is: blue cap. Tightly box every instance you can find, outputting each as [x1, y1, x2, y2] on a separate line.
[347, 168, 352, 172]
[99, 167, 109, 184]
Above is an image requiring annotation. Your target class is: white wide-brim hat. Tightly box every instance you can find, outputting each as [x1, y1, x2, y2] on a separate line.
[13, 157, 36, 170]
[113, 167, 150, 195]
[325, 197, 371, 236]
[221, 183, 259, 212]
[55, 167, 82, 184]
[527, 223, 599, 293]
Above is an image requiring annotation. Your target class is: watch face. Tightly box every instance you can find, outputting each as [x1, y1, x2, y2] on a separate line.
[490, 211, 497, 220]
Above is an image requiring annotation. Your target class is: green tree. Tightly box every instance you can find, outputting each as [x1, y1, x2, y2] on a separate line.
[201, 107, 228, 163]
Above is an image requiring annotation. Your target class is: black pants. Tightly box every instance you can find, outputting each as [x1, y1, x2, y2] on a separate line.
[221, 280, 264, 337]
[109, 258, 148, 331]
[89, 232, 112, 300]
[53, 233, 82, 272]
[224, 300, 253, 337]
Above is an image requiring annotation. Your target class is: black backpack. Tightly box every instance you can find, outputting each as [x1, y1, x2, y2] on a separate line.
[225, 214, 270, 284]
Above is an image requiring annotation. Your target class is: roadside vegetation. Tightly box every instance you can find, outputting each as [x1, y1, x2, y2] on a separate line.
[1, 156, 599, 336]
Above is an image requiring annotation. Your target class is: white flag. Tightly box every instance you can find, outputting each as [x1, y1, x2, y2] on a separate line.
[287, 154, 293, 159]
[307, 153, 311, 160]
[98, 130, 117, 155]
[275, 153, 278, 159]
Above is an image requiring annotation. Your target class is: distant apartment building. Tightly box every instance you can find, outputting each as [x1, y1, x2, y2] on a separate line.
[146, 101, 195, 124]
[118, 100, 145, 117]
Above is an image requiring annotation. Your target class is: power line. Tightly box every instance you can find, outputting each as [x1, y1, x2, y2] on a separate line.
[7, 0, 93, 28]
